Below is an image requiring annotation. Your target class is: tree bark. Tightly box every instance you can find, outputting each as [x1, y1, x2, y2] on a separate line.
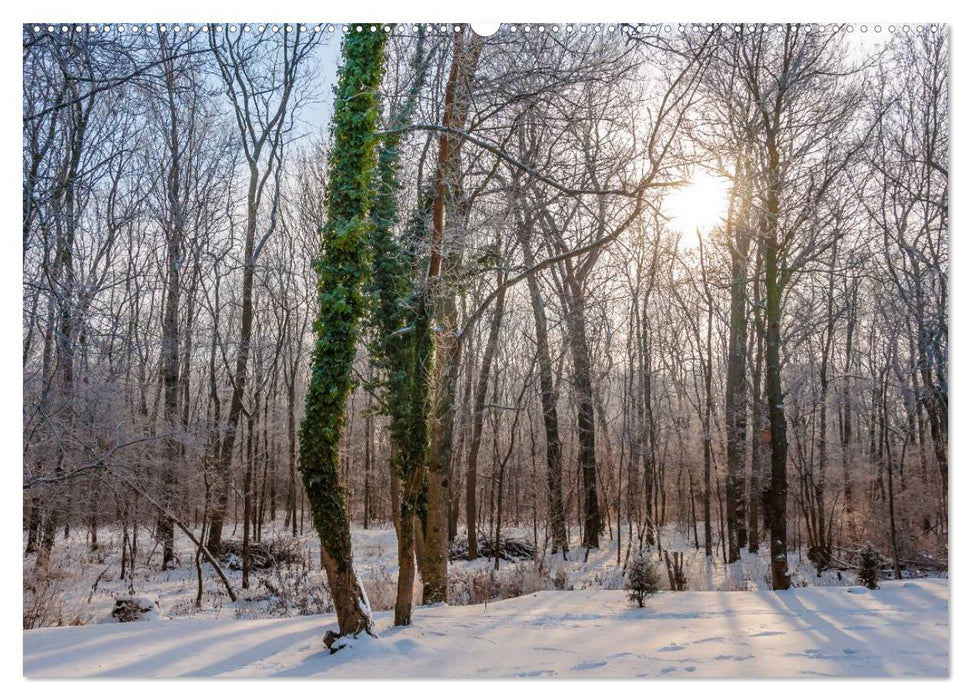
[420, 29, 484, 603]
[516, 218, 569, 555]
[562, 263, 601, 549]
[298, 27, 385, 639]
[724, 163, 750, 564]
[465, 275, 506, 559]
[763, 134, 790, 590]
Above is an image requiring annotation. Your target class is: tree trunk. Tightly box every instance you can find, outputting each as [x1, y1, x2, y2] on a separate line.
[724, 165, 750, 564]
[298, 28, 386, 639]
[763, 136, 790, 591]
[562, 265, 601, 549]
[464, 275, 506, 559]
[420, 29, 484, 603]
[749, 246, 766, 553]
[699, 236, 714, 559]
[516, 218, 568, 555]
[157, 56, 182, 569]
[207, 168, 257, 555]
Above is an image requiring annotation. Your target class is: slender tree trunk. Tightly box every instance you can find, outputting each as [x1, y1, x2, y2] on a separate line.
[763, 136, 790, 591]
[465, 275, 506, 559]
[517, 218, 568, 555]
[155, 38, 194, 571]
[699, 237, 714, 558]
[638, 299, 657, 547]
[561, 265, 601, 549]
[881, 370, 903, 580]
[812, 245, 838, 570]
[420, 30, 484, 603]
[207, 171, 257, 555]
[363, 387, 373, 530]
[840, 281, 857, 530]
[724, 167, 750, 564]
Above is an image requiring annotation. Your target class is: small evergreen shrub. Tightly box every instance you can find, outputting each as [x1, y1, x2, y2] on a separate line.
[857, 543, 884, 590]
[625, 555, 662, 607]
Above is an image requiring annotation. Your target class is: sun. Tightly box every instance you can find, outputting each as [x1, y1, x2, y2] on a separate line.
[663, 171, 732, 235]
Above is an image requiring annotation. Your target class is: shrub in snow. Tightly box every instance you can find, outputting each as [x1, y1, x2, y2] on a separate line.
[625, 555, 662, 607]
[857, 543, 884, 590]
[233, 545, 334, 620]
[500, 563, 544, 600]
[220, 534, 304, 571]
[256, 556, 332, 617]
[361, 567, 401, 612]
[23, 559, 69, 629]
[448, 535, 536, 562]
[448, 568, 497, 605]
[446, 562, 543, 605]
[111, 595, 160, 622]
[581, 567, 625, 590]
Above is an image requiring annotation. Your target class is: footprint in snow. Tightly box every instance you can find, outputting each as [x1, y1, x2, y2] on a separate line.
[571, 661, 607, 671]
[658, 643, 686, 652]
[684, 665, 697, 672]
[660, 667, 678, 675]
[516, 669, 556, 678]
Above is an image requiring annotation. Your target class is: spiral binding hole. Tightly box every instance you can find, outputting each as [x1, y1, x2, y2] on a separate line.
[24, 22, 938, 37]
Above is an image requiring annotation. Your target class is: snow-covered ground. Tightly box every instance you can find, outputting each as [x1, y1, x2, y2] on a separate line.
[23, 523, 949, 678]
[24, 579, 948, 678]
[25, 521, 916, 631]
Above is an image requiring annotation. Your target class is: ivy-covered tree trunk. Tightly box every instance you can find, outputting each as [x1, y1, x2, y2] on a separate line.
[298, 26, 386, 640]
[369, 177, 430, 624]
[366, 32, 431, 627]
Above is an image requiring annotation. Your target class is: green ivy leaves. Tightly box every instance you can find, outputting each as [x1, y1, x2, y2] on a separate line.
[298, 28, 387, 575]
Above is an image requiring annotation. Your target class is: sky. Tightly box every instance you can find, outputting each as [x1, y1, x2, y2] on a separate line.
[299, 22, 906, 142]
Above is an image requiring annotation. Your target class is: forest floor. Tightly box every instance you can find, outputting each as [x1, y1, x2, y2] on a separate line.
[24, 578, 948, 677]
[23, 522, 949, 677]
[22, 520, 939, 630]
